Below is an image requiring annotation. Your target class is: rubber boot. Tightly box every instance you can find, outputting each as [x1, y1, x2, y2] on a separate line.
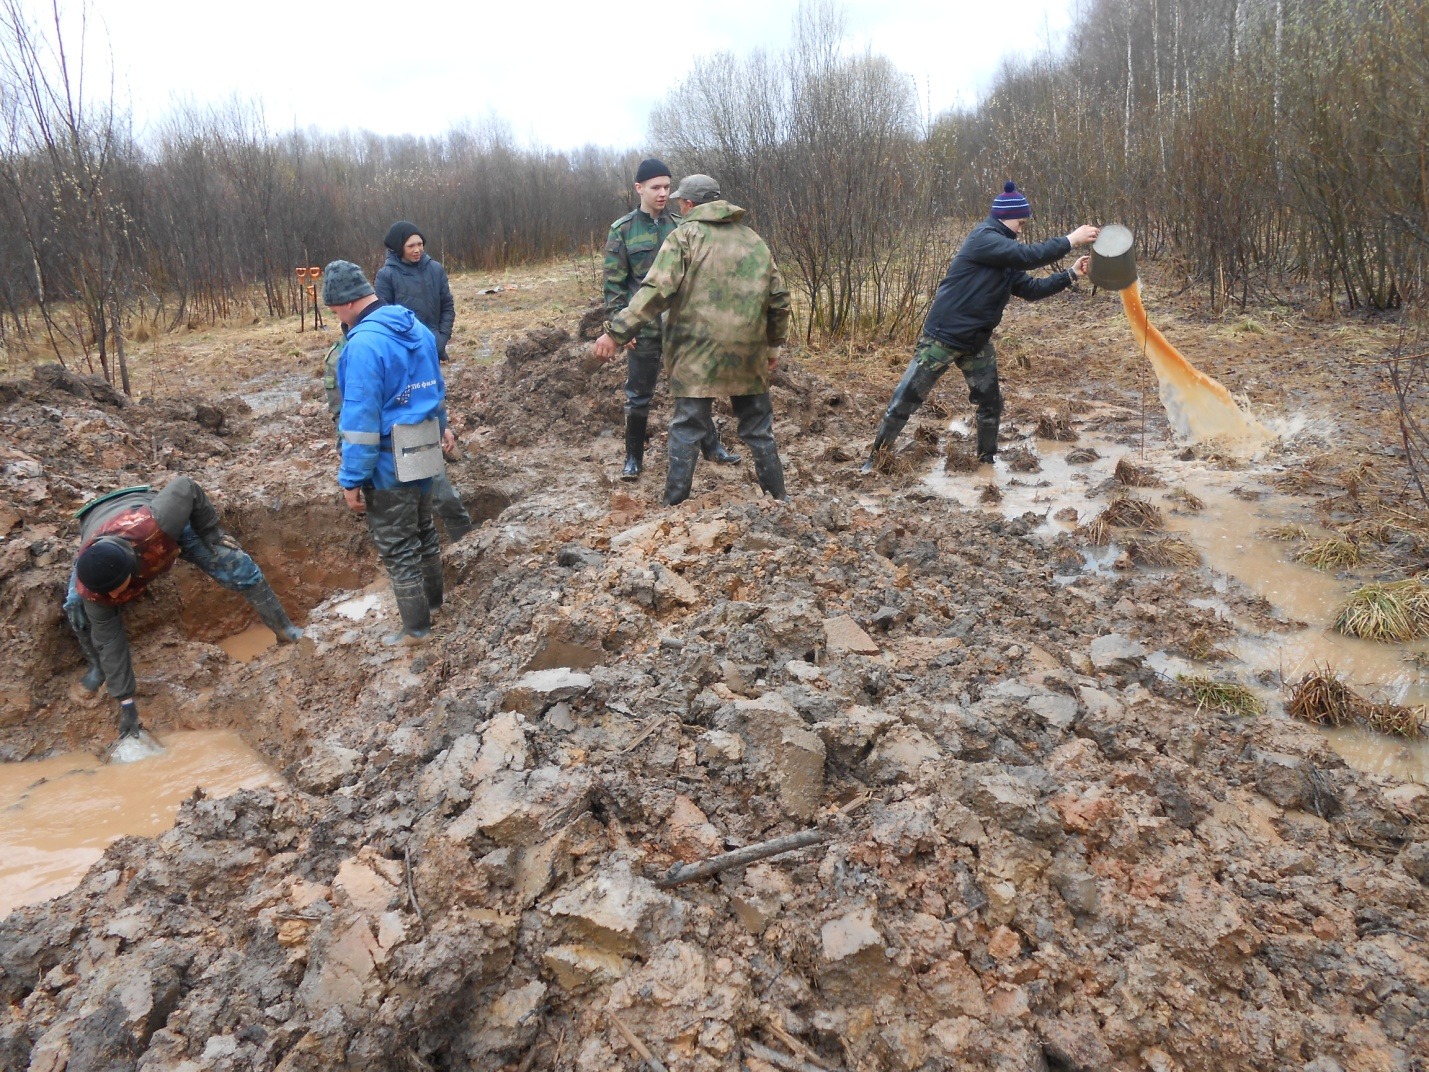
[976, 414, 1001, 464]
[81, 657, 104, 693]
[704, 423, 741, 465]
[621, 413, 647, 481]
[752, 446, 788, 501]
[421, 557, 444, 613]
[383, 581, 432, 647]
[663, 444, 699, 506]
[860, 361, 939, 473]
[244, 579, 303, 642]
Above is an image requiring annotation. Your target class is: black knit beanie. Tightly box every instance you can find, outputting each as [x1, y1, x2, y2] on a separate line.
[77, 536, 137, 594]
[384, 221, 424, 254]
[634, 158, 671, 184]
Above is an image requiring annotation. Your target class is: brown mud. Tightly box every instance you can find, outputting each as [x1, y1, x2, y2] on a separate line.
[0, 262, 1425, 1072]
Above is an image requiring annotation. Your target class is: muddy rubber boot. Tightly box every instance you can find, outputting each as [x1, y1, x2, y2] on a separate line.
[421, 558, 444, 613]
[383, 582, 432, 647]
[81, 657, 105, 693]
[621, 413, 647, 481]
[752, 445, 788, 501]
[432, 473, 474, 542]
[860, 361, 940, 474]
[663, 444, 699, 506]
[117, 698, 142, 739]
[244, 579, 303, 643]
[976, 414, 1000, 464]
[703, 424, 741, 465]
[859, 416, 909, 474]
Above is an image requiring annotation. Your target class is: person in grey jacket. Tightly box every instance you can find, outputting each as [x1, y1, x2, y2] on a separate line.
[373, 221, 473, 541]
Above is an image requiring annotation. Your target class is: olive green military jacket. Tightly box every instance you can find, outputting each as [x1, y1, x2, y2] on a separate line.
[608, 201, 791, 398]
[603, 205, 680, 342]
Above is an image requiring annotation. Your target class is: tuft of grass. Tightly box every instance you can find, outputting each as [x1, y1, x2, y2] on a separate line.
[1002, 445, 1041, 472]
[1259, 523, 1311, 542]
[1102, 495, 1165, 530]
[979, 482, 1002, 504]
[1333, 578, 1429, 642]
[1114, 458, 1165, 487]
[1179, 675, 1265, 718]
[1288, 667, 1425, 739]
[1127, 537, 1202, 568]
[1166, 487, 1205, 512]
[1035, 411, 1077, 441]
[1076, 516, 1112, 546]
[1065, 446, 1101, 464]
[945, 443, 980, 472]
[1293, 537, 1362, 571]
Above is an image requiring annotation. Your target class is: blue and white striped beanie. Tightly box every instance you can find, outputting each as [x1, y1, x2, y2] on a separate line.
[991, 181, 1032, 220]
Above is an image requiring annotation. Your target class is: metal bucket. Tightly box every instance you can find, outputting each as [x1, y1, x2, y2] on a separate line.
[1089, 224, 1137, 291]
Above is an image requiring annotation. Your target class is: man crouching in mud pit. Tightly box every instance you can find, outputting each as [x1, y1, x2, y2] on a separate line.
[326, 259, 454, 647]
[594, 173, 792, 506]
[65, 477, 303, 739]
[602, 157, 740, 481]
[861, 182, 1099, 472]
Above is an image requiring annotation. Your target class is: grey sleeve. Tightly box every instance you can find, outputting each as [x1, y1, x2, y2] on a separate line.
[150, 476, 220, 541]
[88, 600, 137, 700]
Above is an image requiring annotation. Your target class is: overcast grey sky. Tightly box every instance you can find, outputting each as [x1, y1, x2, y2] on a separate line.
[81, 0, 1075, 148]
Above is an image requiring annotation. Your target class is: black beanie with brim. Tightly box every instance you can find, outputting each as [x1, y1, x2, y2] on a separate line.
[384, 221, 424, 253]
[77, 536, 137, 594]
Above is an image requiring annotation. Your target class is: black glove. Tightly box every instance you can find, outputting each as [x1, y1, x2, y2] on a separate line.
[117, 698, 142, 739]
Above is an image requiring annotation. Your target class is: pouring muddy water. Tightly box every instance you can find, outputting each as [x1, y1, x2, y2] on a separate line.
[1091, 224, 1268, 444]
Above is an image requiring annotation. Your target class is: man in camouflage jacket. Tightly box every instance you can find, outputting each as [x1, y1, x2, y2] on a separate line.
[595, 174, 791, 505]
[604, 158, 738, 480]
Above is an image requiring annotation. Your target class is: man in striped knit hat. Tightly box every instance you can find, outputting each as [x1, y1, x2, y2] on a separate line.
[861, 182, 1099, 471]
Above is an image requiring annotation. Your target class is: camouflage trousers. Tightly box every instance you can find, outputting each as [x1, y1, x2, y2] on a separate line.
[362, 484, 440, 595]
[911, 335, 1002, 424]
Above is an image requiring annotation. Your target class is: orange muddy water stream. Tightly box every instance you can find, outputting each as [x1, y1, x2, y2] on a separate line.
[1122, 284, 1269, 444]
[0, 730, 282, 916]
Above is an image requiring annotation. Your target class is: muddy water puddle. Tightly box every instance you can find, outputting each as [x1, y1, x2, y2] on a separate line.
[924, 422, 1428, 782]
[1, 730, 282, 916]
[218, 624, 277, 662]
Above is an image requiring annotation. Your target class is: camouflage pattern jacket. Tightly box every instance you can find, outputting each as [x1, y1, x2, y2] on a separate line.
[608, 201, 791, 398]
[603, 205, 680, 342]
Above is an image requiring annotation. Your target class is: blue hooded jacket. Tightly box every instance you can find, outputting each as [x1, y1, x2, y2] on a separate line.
[337, 303, 447, 490]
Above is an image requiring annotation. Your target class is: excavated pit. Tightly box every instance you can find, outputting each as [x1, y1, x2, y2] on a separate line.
[0, 304, 1425, 1072]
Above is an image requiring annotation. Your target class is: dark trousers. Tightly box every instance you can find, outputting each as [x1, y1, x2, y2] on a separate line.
[666, 393, 783, 504]
[363, 484, 440, 593]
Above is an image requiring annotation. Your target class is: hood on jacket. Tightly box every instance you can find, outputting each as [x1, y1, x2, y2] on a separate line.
[684, 200, 745, 225]
[383, 249, 433, 272]
[349, 303, 427, 352]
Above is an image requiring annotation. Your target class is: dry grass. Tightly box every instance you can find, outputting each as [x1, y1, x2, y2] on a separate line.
[1065, 446, 1101, 464]
[1333, 578, 1429, 642]
[1288, 668, 1425, 739]
[1035, 411, 1077, 441]
[1114, 458, 1165, 487]
[1166, 487, 1205, 512]
[1002, 446, 1041, 472]
[944, 443, 981, 472]
[1127, 537, 1202, 568]
[1179, 675, 1265, 718]
[1293, 537, 1363, 571]
[979, 482, 1002, 504]
[1102, 495, 1165, 530]
[1259, 523, 1312, 542]
[1076, 516, 1112, 546]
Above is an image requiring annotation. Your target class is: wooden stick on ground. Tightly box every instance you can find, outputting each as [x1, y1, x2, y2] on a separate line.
[745, 1039, 839, 1072]
[656, 828, 828, 888]
[608, 1010, 670, 1072]
[762, 1019, 835, 1072]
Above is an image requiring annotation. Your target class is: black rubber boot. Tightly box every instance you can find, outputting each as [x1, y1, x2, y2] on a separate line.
[244, 579, 303, 642]
[383, 581, 432, 647]
[81, 657, 104, 693]
[752, 446, 788, 501]
[703, 424, 741, 465]
[976, 414, 1001, 463]
[621, 413, 647, 481]
[860, 361, 940, 473]
[421, 557, 444, 613]
[664, 445, 699, 506]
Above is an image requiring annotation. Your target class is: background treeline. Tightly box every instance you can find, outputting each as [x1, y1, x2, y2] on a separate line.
[1, 0, 1425, 387]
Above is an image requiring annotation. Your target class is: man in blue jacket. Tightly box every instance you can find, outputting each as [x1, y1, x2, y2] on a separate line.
[861, 183, 1099, 472]
[325, 260, 453, 646]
